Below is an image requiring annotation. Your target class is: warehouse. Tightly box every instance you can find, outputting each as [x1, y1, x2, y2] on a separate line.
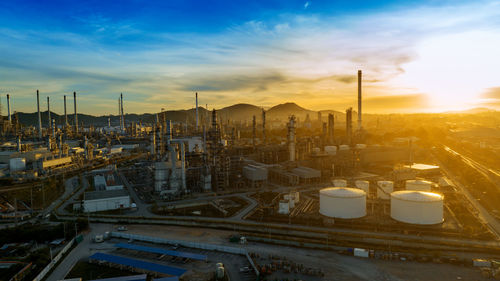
[83, 190, 131, 212]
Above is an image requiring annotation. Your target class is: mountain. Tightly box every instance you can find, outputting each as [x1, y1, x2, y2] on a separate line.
[9, 102, 333, 126]
[267, 102, 314, 120]
[219, 103, 263, 121]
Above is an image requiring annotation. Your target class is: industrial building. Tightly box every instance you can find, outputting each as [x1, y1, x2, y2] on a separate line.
[82, 190, 131, 213]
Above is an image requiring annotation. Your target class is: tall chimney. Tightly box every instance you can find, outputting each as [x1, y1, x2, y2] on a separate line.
[288, 116, 296, 162]
[358, 70, 362, 130]
[328, 113, 334, 144]
[47, 96, 51, 133]
[73, 91, 78, 133]
[346, 108, 352, 145]
[6, 94, 11, 123]
[262, 109, 266, 145]
[252, 115, 256, 149]
[64, 95, 68, 127]
[120, 93, 124, 131]
[195, 92, 199, 131]
[118, 98, 122, 131]
[37, 90, 42, 139]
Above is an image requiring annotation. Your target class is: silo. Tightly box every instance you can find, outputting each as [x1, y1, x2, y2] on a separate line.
[355, 180, 370, 194]
[332, 179, 347, 187]
[377, 181, 394, 199]
[390, 191, 444, 225]
[319, 187, 366, 219]
[324, 146, 337, 155]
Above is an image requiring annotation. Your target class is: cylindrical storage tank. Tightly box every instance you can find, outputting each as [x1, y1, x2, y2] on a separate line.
[355, 144, 367, 149]
[390, 191, 443, 225]
[9, 158, 26, 172]
[332, 179, 347, 187]
[278, 200, 290, 214]
[339, 145, 350, 151]
[324, 146, 337, 155]
[154, 162, 168, 192]
[319, 187, 366, 219]
[355, 180, 370, 194]
[216, 266, 225, 280]
[405, 179, 432, 191]
[377, 181, 394, 199]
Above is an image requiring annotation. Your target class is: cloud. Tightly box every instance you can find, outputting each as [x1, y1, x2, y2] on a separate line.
[1, 1, 500, 114]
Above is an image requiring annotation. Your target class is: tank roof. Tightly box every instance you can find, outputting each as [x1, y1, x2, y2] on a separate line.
[320, 187, 366, 198]
[391, 190, 443, 202]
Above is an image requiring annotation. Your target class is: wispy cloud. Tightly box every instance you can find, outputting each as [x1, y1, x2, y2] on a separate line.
[1, 1, 500, 114]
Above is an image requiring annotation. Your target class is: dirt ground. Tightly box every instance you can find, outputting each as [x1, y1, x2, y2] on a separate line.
[116, 223, 495, 281]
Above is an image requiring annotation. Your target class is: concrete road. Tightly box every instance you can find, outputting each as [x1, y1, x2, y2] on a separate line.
[46, 223, 115, 281]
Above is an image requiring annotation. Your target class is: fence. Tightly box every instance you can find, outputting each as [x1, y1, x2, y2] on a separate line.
[32, 238, 75, 281]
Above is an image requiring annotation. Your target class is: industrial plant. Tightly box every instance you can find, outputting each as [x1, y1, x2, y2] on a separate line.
[1, 70, 500, 281]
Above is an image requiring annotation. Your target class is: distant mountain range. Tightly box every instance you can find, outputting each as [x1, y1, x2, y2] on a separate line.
[6, 102, 348, 127]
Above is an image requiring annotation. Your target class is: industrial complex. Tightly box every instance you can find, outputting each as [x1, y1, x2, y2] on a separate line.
[1, 70, 500, 280]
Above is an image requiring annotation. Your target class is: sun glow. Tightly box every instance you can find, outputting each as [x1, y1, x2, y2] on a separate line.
[394, 31, 500, 112]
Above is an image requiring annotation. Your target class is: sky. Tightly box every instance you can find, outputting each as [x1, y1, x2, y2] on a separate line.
[1, 0, 500, 115]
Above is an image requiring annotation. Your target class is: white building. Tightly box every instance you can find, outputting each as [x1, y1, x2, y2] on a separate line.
[83, 190, 130, 212]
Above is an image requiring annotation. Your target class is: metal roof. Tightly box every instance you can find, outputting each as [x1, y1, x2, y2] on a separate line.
[115, 243, 207, 261]
[88, 274, 147, 281]
[85, 189, 129, 200]
[391, 190, 443, 202]
[320, 187, 366, 198]
[88, 275, 179, 281]
[89, 252, 187, 276]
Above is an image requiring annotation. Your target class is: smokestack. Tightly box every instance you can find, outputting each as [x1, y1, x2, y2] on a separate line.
[52, 119, 56, 137]
[180, 142, 186, 190]
[118, 98, 122, 131]
[120, 93, 125, 132]
[47, 96, 51, 133]
[37, 90, 42, 139]
[262, 109, 266, 145]
[211, 109, 217, 130]
[328, 113, 334, 144]
[73, 91, 78, 133]
[6, 94, 11, 124]
[252, 115, 256, 149]
[346, 108, 352, 145]
[64, 95, 68, 127]
[195, 92, 199, 131]
[288, 116, 296, 162]
[358, 70, 362, 130]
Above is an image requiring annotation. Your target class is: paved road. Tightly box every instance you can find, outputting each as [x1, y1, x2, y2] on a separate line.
[46, 223, 115, 281]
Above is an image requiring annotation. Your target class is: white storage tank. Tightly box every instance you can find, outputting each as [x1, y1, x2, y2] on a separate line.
[319, 187, 366, 219]
[332, 179, 347, 187]
[377, 181, 394, 199]
[355, 144, 367, 149]
[355, 180, 370, 194]
[324, 146, 337, 155]
[9, 158, 26, 172]
[278, 200, 290, 214]
[405, 179, 433, 191]
[390, 191, 444, 225]
[338, 145, 350, 151]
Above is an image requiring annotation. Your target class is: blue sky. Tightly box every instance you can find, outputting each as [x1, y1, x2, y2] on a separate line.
[1, 0, 500, 115]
